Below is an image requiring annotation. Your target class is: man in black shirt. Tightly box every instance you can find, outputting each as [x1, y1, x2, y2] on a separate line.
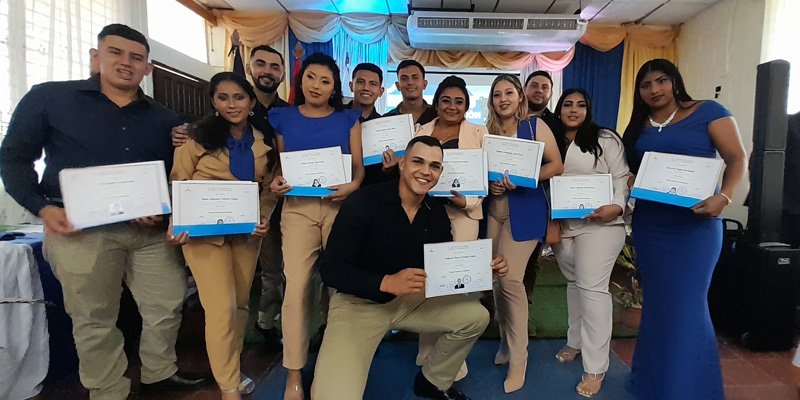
[523, 70, 559, 131]
[311, 136, 508, 400]
[0, 24, 204, 398]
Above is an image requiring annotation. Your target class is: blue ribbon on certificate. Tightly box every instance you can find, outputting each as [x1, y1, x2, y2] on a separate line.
[363, 150, 406, 166]
[487, 171, 538, 188]
[631, 187, 702, 208]
[173, 222, 257, 237]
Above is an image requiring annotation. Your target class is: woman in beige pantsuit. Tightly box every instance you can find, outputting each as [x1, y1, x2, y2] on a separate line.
[413, 76, 488, 381]
[550, 88, 631, 397]
[267, 53, 364, 400]
[485, 74, 564, 393]
[168, 72, 275, 400]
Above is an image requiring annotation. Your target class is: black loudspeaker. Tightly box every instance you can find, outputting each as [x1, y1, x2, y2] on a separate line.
[752, 60, 790, 151]
[747, 151, 785, 243]
[740, 243, 800, 351]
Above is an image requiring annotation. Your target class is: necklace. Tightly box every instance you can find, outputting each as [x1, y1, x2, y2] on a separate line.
[649, 108, 679, 132]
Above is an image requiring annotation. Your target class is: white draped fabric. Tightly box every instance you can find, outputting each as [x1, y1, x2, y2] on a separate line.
[0, 242, 49, 400]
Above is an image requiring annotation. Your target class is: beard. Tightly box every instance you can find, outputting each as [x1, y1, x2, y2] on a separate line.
[528, 100, 547, 113]
[253, 74, 280, 94]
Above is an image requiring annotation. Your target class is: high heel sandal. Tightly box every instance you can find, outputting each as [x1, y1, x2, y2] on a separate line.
[503, 360, 527, 393]
[284, 375, 303, 400]
[239, 375, 255, 395]
[555, 346, 581, 363]
[576, 373, 604, 398]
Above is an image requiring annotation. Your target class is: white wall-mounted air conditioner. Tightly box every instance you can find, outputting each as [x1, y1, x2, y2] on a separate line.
[407, 11, 587, 53]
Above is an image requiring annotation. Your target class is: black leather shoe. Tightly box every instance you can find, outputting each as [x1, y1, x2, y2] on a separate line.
[139, 374, 209, 393]
[413, 371, 470, 400]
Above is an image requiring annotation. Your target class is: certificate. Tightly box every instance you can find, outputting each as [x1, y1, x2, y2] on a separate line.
[424, 239, 493, 298]
[483, 134, 545, 188]
[280, 146, 348, 197]
[59, 161, 171, 229]
[631, 151, 724, 207]
[361, 114, 414, 165]
[551, 174, 613, 219]
[172, 180, 259, 237]
[429, 149, 488, 197]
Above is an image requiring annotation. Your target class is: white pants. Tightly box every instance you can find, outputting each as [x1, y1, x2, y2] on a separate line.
[552, 224, 626, 374]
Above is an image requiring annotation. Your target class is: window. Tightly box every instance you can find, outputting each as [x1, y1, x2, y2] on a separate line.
[146, 0, 207, 63]
[764, 0, 800, 113]
[385, 69, 517, 125]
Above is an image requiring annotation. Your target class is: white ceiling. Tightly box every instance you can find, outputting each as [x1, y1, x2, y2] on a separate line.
[197, 0, 722, 25]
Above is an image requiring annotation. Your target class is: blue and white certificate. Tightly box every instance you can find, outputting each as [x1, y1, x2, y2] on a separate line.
[280, 146, 348, 197]
[551, 174, 613, 219]
[424, 239, 493, 298]
[59, 161, 171, 229]
[429, 149, 488, 197]
[361, 114, 414, 165]
[631, 151, 723, 207]
[483, 134, 545, 188]
[172, 180, 259, 237]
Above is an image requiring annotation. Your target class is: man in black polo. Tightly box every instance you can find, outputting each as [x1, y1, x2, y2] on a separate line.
[524, 70, 559, 131]
[0, 24, 205, 399]
[311, 136, 509, 400]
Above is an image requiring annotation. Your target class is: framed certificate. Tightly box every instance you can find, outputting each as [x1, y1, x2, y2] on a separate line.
[631, 151, 723, 208]
[551, 174, 613, 219]
[424, 239, 493, 298]
[172, 180, 259, 237]
[483, 134, 545, 188]
[59, 161, 171, 229]
[280, 146, 348, 197]
[361, 114, 414, 165]
[429, 149, 488, 197]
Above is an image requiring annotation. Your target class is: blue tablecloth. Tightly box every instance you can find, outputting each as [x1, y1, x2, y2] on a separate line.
[9, 232, 79, 381]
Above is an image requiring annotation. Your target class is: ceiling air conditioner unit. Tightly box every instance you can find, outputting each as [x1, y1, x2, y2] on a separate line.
[407, 11, 587, 53]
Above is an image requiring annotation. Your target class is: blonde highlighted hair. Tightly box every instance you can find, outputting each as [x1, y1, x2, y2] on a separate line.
[485, 74, 529, 135]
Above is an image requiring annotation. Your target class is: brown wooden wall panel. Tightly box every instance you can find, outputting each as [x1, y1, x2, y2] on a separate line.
[152, 62, 210, 123]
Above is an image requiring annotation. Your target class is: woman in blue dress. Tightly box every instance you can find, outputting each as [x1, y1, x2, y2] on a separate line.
[622, 59, 746, 400]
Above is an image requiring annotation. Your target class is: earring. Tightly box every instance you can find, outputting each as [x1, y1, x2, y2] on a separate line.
[214, 111, 219, 116]
[676, 89, 681, 94]
[249, 111, 254, 116]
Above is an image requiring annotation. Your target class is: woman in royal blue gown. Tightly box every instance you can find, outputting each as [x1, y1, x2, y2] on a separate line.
[622, 59, 747, 400]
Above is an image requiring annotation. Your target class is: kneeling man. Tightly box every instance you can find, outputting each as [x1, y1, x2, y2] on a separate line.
[311, 136, 508, 400]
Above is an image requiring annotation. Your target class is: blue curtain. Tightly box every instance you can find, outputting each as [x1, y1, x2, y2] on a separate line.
[562, 42, 624, 131]
[288, 29, 333, 66]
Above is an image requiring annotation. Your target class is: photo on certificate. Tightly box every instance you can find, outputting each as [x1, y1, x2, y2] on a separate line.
[483, 135, 544, 188]
[59, 161, 171, 229]
[361, 114, 414, 165]
[280, 146, 348, 197]
[429, 149, 488, 197]
[551, 174, 613, 219]
[631, 151, 723, 208]
[424, 239, 493, 298]
[172, 180, 259, 237]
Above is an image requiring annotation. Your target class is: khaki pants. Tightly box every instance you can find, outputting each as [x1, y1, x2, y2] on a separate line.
[486, 195, 537, 366]
[417, 204, 479, 366]
[311, 293, 489, 400]
[43, 223, 186, 400]
[182, 235, 262, 391]
[552, 224, 626, 374]
[280, 197, 339, 369]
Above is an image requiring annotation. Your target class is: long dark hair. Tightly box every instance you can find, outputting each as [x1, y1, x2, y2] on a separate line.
[192, 72, 256, 152]
[622, 59, 693, 165]
[553, 88, 619, 163]
[292, 52, 344, 111]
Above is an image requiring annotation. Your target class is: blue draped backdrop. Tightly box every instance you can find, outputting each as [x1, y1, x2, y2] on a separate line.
[562, 42, 624, 131]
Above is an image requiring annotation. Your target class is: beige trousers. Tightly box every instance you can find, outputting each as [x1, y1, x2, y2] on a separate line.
[311, 293, 489, 400]
[280, 197, 339, 369]
[181, 235, 262, 391]
[486, 195, 537, 366]
[43, 223, 186, 400]
[552, 224, 626, 374]
[417, 204, 479, 365]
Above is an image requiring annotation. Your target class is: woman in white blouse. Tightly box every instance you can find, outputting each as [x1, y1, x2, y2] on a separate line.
[550, 88, 631, 397]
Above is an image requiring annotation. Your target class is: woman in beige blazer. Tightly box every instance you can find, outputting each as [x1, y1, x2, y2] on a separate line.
[550, 88, 631, 397]
[414, 75, 487, 380]
[168, 72, 275, 400]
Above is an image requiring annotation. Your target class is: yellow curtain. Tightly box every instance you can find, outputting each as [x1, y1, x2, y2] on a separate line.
[616, 25, 680, 132]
